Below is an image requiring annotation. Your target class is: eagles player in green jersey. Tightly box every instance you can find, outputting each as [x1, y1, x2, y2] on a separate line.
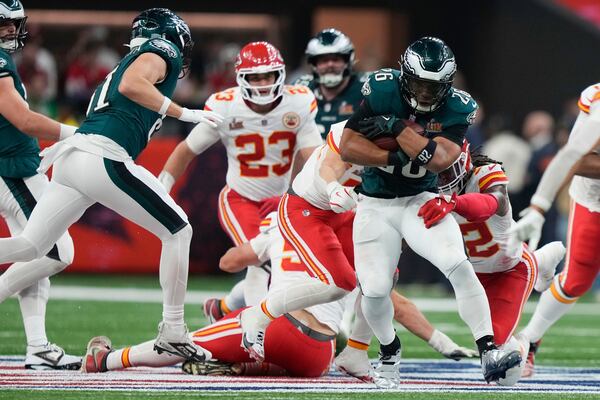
[296, 28, 367, 138]
[0, 8, 223, 364]
[0, 0, 81, 370]
[339, 37, 521, 386]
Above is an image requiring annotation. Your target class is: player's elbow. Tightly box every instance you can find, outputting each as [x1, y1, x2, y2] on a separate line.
[118, 78, 138, 99]
[219, 250, 243, 273]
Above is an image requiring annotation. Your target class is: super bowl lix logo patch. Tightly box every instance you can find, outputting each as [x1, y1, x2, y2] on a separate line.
[0, 58, 6, 68]
[282, 112, 300, 129]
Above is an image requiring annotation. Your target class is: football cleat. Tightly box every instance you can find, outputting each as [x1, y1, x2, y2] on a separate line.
[182, 359, 240, 376]
[203, 298, 226, 324]
[25, 342, 82, 371]
[239, 307, 269, 362]
[481, 348, 522, 383]
[522, 340, 541, 378]
[533, 241, 566, 292]
[81, 336, 112, 373]
[372, 348, 402, 389]
[154, 322, 212, 362]
[335, 346, 374, 383]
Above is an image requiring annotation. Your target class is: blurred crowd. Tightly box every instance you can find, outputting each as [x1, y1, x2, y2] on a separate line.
[19, 25, 593, 290]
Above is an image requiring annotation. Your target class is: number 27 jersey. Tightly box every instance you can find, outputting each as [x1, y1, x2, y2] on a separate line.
[204, 86, 323, 201]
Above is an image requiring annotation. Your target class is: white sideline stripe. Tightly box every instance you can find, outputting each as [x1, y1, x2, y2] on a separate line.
[9, 285, 600, 315]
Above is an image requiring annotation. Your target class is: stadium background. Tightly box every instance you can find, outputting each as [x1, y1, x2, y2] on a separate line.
[1, 0, 599, 294]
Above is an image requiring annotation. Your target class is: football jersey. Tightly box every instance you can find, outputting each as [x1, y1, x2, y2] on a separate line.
[78, 38, 182, 160]
[453, 163, 522, 273]
[204, 85, 322, 201]
[0, 48, 41, 178]
[569, 83, 600, 212]
[357, 68, 478, 198]
[292, 120, 363, 210]
[295, 73, 368, 138]
[250, 212, 345, 333]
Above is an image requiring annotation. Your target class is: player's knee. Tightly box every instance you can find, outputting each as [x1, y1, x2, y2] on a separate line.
[446, 259, 482, 297]
[57, 233, 75, 265]
[359, 276, 393, 298]
[167, 223, 193, 243]
[440, 255, 470, 279]
[562, 279, 593, 298]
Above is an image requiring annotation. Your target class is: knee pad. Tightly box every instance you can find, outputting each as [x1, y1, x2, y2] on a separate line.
[358, 274, 394, 298]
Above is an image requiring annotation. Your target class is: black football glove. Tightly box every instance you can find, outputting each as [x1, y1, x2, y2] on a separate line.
[358, 115, 407, 139]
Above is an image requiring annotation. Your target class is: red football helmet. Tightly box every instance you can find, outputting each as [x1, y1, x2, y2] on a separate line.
[235, 41, 286, 105]
[438, 139, 473, 196]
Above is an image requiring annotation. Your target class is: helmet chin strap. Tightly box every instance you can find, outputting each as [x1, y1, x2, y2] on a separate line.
[126, 37, 150, 49]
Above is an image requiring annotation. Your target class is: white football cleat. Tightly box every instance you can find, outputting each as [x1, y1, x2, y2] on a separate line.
[335, 346, 374, 382]
[239, 306, 270, 362]
[372, 348, 402, 389]
[25, 342, 82, 370]
[533, 241, 566, 292]
[154, 322, 212, 362]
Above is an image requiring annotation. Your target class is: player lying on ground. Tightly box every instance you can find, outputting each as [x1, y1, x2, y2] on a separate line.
[510, 83, 600, 377]
[417, 141, 565, 385]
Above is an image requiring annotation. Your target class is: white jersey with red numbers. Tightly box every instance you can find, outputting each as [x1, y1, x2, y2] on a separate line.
[250, 213, 345, 333]
[292, 120, 363, 210]
[453, 163, 523, 273]
[204, 85, 323, 201]
[569, 84, 600, 212]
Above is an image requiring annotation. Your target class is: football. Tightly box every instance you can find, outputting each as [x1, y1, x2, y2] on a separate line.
[371, 120, 424, 151]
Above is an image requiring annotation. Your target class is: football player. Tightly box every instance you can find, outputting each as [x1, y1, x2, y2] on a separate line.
[510, 83, 600, 377]
[418, 141, 566, 385]
[158, 41, 322, 307]
[0, 0, 81, 370]
[296, 28, 367, 138]
[0, 8, 223, 362]
[339, 36, 520, 386]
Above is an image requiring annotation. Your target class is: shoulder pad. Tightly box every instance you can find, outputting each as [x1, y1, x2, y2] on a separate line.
[293, 74, 315, 87]
[473, 163, 508, 192]
[444, 88, 478, 125]
[0, 50, 15, 78]
[578, 83, 600, 114]
[356, 72, 371, 83]
[284, 85, 317, 114]
[141, 39, 181, 60]
[362, 69, 401, 113]
[205, 87, 237, 113]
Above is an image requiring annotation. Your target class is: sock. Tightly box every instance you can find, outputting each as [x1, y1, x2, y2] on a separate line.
[476, 335, 497, 355]
[380, 335, 401, 356]
[243, 266, 270, 306]
[361, 295, 396, 346]
[347, 294, 373, 347]
[159, 225, 192, 325]
[446, 260, 494, 340]
[263, 279, 348, 318]
[223, 280, 246, 312]
[521, 278, 576, 343]
[107, 340, 182, 370]
[18, 278, 50, 347]
[339, 288, 359, 338]
[0, 257, 66, 302]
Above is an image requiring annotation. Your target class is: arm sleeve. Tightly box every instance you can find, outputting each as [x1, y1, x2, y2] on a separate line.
[454, 193, 499, 222]
[184, 122, 220, 155]
[531, 108, 600, 211]
[344, 100, 375, 132]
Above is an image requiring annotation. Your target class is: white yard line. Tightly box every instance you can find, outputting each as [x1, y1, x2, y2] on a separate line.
[9, 285, 599, 315]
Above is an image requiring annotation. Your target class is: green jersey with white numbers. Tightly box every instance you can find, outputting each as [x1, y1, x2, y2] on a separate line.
[356, 68, 477, 198]
[0, 49, 41, 178]
[78, 38, 182, 160]
[295, 73, 368, 139]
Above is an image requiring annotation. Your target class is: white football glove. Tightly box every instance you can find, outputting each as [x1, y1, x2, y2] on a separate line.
[428, 329, 478, 361]
[179, 108, 224, 128]
[326, 181, 358, 213]
[508, 207, 545, 251]
[158, 170, 175, 193]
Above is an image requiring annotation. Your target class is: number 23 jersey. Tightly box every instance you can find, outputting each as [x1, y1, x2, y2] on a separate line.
[453, 163, 523, 273]
[204, 85, 323, 201]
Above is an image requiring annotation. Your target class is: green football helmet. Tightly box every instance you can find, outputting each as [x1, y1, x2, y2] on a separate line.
[305, 28, 355, 88]
[0, 0, 27, 53]
[131, 8, 193, 76]
[400, 37, 456, 113]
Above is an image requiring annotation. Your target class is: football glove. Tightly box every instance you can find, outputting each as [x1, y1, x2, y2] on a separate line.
[418, 193, 457, 229]
[179, 108, 224, 128]
[428, 329, 478, 361]
[357, 115, 406, 139]
[327, 181, 358, 213]
[158, 170, 175, 193]
[508, 207, 545, 251]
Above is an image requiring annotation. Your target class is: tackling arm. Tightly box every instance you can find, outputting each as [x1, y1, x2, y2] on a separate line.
[396, 131, 462, 173]
[339, 127, 391, 166]
[219, 243, 261, 273]
[0, 76, 75, 141]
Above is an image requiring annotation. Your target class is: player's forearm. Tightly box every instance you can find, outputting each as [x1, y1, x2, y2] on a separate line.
[391, 290, 434, 342]
[574, 153, 600, 179]
[339, 128, 389, 166]
[19, 111, 61, 141]
[397, 131, 458, 173]
[162, 141, 197, 181]
[118, 75, 183, 118]
[319, 150, 348, 184]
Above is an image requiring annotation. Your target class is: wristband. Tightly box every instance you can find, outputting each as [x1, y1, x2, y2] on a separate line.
[158, 97, 172, 115]
[387, 149, 410, 166]
[391, 119, 407, 137]
[59, 123, 77, 141]
[158, 170, 176, 192]
[414, 139, 437, 166]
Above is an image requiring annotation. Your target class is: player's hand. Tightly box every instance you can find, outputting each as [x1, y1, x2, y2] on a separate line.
[508, 206, 545, 251]
[158, 170, 175, 193]
[327, 181, 358, 213]
[441, 346, 479, 361]
[259, 196, 281, 219]
[179, 108, 224, 127]
[418, 193, 457, 228]
[357, 115, 406, 139]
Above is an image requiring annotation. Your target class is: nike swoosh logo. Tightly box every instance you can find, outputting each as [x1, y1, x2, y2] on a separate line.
[382, 116, 390, 121]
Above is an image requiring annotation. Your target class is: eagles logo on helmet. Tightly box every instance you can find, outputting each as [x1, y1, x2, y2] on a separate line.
[0, 0, 27, 53]
[235, 41, 286, 105]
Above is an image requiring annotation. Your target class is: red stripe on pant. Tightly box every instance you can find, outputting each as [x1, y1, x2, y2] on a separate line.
[558, 201, 600, 298]
[192, 308, 334, 377]
[476, 248, 537, 345]
[277, 193, 356, 291]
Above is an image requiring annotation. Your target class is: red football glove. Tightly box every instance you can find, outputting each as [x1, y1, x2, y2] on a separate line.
[418, 193, 458, 229]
